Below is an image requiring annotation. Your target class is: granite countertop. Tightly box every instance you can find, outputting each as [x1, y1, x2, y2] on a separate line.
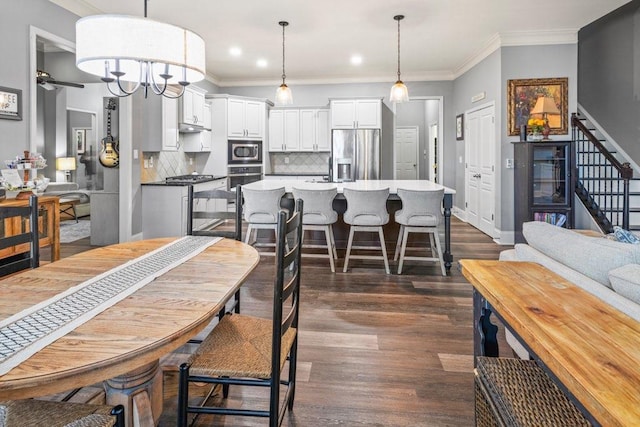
[141, 175, 227, 186]
[265, 172, 328, 176]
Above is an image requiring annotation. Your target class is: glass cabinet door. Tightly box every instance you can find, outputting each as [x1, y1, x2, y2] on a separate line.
[532, 144, 568, 206]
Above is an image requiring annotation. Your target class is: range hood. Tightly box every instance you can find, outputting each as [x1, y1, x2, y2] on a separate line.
[179, 122, 204, 133]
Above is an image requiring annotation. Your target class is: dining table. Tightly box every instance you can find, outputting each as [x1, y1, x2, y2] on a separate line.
[0, 237, 260, 427]
[244, 179, 457, 272]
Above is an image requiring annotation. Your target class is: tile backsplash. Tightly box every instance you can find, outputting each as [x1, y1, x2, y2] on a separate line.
[140, 150, 197, 182]
[270, 152, 329, 174]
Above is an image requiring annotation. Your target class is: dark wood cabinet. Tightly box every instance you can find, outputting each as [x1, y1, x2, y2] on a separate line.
[513, 141, 575, 243]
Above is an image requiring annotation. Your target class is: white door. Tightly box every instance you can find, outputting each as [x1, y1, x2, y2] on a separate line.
[465, 106, 496, 237]
[428, 123, 438, 182]
[395, 126, 419, 180]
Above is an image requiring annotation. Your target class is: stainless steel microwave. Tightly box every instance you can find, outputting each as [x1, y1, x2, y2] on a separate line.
[228, 140, 263, 164]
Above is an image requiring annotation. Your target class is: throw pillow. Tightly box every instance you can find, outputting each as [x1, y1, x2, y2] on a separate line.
[609, 264, 640, 304]
[613, 226, 640, 244]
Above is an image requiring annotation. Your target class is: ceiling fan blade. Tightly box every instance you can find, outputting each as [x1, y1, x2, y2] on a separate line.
[49, 80, 85, 89]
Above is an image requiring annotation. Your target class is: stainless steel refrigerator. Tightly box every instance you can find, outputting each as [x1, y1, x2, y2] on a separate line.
[330, 129, 381, 182]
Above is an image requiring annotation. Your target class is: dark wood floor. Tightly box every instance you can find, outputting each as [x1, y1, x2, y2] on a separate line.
[47, 217, 511, 426]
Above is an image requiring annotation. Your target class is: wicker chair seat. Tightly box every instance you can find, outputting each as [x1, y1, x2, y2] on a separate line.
[0, 400, 118, 427]
[188, 314, 296, 379]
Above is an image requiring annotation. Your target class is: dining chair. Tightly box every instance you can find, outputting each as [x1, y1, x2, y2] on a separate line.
[177, 199, 304, 427]
[187, 184, 243, 321]
[292, 185, 338, 272]
[0, 194, 40, 278]
[342, 187, 390, 274]
[242, 186, 287, 256]
[0, 400, 124, 427]
[393, 188, 446, 275]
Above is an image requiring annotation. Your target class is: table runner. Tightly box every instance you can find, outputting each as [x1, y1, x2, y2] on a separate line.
[0, 236, 221, 376]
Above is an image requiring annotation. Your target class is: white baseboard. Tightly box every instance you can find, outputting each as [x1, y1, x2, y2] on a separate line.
[493, 229, 515, 245]
[452, 206, 467, 222]
[130, 232, 144, 241]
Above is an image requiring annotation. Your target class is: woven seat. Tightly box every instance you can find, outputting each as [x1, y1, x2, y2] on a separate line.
[188, 314, 297, 378]
[0, 400, 124, 427]
[475, 357, 590, 427]
[178, 199, 304, 427]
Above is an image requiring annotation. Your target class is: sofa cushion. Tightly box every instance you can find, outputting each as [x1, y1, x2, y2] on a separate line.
[522, 221, 640, 288]
[609, 264, 640, 305]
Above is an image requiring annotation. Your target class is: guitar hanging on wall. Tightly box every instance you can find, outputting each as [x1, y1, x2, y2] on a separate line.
[99, 98, 120, 168]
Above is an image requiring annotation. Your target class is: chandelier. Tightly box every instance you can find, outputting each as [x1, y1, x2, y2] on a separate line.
[75, 0, 205, 98]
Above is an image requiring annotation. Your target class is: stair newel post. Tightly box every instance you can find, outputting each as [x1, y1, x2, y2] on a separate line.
[621, 162, 633, 230]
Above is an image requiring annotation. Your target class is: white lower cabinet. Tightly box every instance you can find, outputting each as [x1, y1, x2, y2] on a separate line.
[142, 178, 227, 238]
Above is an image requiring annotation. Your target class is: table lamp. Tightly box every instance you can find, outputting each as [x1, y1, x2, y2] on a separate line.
[56, 157, 77, 182]
[530, 96, 560, 139]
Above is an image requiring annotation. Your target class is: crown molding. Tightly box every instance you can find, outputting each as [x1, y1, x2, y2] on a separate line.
[453, 33, 502, 79]
[49, 0, 103, 16]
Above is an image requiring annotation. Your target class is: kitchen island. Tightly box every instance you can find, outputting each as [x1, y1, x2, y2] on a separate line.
[243, 179, 456, 272]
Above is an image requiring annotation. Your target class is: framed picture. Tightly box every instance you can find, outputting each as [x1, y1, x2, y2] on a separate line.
[74, 128, 87, 154]
[0, 86, 22, 121]
[456, 114, 464, 140]
[507, 77, 568, 136]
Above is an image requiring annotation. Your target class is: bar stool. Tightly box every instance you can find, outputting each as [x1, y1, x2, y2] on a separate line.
[393, 188, 446, 275]
[342, 187, 390, 274]
[242, 186, 286, 255]
[292, 185, 339, 272]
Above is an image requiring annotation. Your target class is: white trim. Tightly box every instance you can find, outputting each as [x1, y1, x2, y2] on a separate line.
[452, 206, 467, 222]
[48, 0, 103, 16]
[493, 229, 515, 246]
[118, 96, 133, 243]
[500, 29, 578, 47]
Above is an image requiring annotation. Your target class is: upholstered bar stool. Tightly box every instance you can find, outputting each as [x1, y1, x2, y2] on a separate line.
[394, 188, 446, 275]
[342, 187, 390, 274]
[242, 186, 286, 255]
[292, 185, 339, 272]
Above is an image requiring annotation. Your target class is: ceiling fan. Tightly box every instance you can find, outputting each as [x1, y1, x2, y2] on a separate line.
[37, 70, 85, 90]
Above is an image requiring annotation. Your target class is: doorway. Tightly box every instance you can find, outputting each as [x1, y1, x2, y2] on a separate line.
[465, 103, 496, 237]
[393, 97, 443, 182]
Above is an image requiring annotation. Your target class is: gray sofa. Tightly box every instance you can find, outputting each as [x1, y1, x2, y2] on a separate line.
[499, 221, 640, 358]
[43, 182, 91, 219]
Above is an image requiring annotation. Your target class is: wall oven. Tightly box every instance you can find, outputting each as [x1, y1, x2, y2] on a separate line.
[228, 140, 263, 164]
[227, 164, 263, 189]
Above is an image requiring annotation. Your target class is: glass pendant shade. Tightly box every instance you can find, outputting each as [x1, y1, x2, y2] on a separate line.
[276, 83, 293, 105]
[75, 12, 205, 98]
[390, 80, 409, 103]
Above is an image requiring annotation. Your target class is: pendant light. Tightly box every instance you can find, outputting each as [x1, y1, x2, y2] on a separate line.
[75, 0, 205, 99]
[390, 15, 409, 103]
[275, 21, 293, 105]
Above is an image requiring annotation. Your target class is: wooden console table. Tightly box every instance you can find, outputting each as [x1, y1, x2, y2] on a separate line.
[460, 259, 640, 426]
[0, 195, 60, 262]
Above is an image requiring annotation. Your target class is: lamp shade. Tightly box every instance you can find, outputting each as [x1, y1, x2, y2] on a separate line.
[56, 157, 77, 171]
[390, 80, 409, 103]
[530, 96, 560, 116]
[76, 15, 206, 84]
[275, 83, 293, 105]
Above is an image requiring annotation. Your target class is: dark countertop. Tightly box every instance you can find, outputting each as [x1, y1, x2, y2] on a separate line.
[141, 175, 227, 186]
[265, 172, 328, 177]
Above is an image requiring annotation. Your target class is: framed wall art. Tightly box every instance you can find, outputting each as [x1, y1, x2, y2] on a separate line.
[0, 86, 22, 121]
[74, 128, 87, 154]
[507, 77, 568, 136]
[456, 114, 464, 140]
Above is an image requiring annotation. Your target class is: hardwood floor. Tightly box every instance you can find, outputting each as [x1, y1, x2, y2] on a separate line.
[46, 217, 511, 426]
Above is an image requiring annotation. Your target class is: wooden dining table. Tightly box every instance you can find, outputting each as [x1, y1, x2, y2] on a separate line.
[0, 237, 260, 426]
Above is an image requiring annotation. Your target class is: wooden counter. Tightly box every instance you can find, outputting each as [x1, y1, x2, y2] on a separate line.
[0, 195, 60, 262]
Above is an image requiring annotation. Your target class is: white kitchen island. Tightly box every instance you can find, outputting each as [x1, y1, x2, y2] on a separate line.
[243, 179, 456, 273]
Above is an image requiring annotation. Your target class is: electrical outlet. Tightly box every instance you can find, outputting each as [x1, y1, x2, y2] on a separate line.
[143, 159, 149, 169]
[284, 157, 289, 164]
[189, 157, 193, 165]
[506, 158, 514, 169]
[149, 156, 154, 167]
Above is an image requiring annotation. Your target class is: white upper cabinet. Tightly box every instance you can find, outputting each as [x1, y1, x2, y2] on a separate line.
[330, 99, 382, 129]
[180, 87, 206, 127]
[268, 109, 300, 152]
[203, 102, 212, 130]
[162, 97, 180, 151]
[138, 92, 179, 152]
[300, 109, 330, 152]
[228, 98, 265, 139]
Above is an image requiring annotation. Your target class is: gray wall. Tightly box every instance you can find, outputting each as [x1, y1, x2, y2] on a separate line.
[0, 0, 79, 161]
[578, 0, 640, 163]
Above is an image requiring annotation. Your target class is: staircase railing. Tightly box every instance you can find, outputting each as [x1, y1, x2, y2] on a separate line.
[571, 113, 633, 231]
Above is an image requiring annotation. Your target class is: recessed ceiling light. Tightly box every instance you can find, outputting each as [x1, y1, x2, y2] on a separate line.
[256, 59, 268, 68]
[351, 55, 363, 65]
[229, 47, 242, 57]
